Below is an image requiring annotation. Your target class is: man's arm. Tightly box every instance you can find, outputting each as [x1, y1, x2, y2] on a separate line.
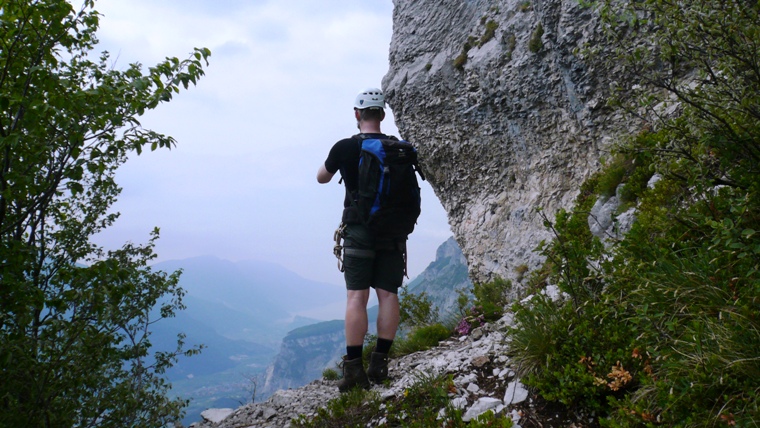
[317, 163, 335, 183]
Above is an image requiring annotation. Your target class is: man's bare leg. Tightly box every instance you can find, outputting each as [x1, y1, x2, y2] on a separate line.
[375, 288, 399, 341]
[345, 289, 371, 346]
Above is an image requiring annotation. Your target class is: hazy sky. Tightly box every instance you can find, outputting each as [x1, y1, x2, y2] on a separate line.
[91, 0, 452, 286]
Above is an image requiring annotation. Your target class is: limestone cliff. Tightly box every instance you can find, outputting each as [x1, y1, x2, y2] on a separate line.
[383, 0, 641, 285]
[262, 320, 346, 395]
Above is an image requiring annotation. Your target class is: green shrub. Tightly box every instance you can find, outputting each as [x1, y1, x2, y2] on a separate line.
[472, 276, 511, 321]
[453, 277, 511, 336]
[0, 3, 211, 426]
[390, 372, 453, 416]
[528, 23, 544, 53]
[399, 288, 438, 330]
[383, 372, 509, 427]
[509, 294, 564, 376]
[453, 36, 477, 69]
[616, 133, 658, 204]
[605, 181, 760, 426]
[380, 372, 515, 427]
[595, 161, 626, 197]
[468, 410, 514, 427]
[594, 132, 657, 203]
[595, 3, 760, 418]
[391, 323, 451, 358]
[511, 198, 640, 413]
[523, 259, 551, 297]
[453, 52, 468, 69]
[503, 32, 517, 61]
[479, 20, 498, 46]
[322, 368, 340, 381]
[511, 293, 640, 412]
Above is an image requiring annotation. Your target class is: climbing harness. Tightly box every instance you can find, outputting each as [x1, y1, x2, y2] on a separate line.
[333, 223, 346, 272]
[333, 223, 409, 277]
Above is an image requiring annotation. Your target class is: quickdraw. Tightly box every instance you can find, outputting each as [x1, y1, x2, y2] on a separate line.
[333, 223, 346, 272]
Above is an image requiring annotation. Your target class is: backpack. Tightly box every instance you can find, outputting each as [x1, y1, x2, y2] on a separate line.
[352, 133, 425, 239]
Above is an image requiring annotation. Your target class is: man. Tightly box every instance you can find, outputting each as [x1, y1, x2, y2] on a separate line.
[317, 88, 405, 392]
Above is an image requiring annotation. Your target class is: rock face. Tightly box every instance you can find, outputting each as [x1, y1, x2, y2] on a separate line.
[262, 320, 345, 395]
[383, 0, 641, 285]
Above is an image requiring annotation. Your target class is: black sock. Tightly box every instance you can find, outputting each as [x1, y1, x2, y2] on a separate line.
[346, 345, 363, 360]
[375, 338, 393, 354]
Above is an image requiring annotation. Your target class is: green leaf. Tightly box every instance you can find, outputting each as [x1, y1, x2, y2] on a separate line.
[68, 181, 84, 195]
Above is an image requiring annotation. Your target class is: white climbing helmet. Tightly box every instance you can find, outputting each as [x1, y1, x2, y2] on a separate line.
[354, 88, 385, 110]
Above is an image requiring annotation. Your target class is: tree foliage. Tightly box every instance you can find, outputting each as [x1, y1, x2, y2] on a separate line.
[601, 0, 760, 191]
[0, 1, 210, 426]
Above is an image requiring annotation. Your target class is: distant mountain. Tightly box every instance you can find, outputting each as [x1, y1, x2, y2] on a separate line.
[405, 236, 472, 319]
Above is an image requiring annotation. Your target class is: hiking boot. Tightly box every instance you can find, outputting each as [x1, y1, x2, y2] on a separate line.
[337, 356, 370, 392]
[366, 351, 389, 384]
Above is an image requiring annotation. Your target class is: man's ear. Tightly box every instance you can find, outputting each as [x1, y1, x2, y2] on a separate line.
[380, 110, 386, 121]
[354, 109, 361, 121]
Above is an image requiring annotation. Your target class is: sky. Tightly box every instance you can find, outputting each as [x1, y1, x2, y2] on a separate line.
[91, 0, 453, 287]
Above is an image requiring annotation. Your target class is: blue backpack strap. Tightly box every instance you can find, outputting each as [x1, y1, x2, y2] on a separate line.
[357, 133, 425, 182]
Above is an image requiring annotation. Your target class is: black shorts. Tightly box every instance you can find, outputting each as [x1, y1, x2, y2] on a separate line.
[342, 223, 405, 294]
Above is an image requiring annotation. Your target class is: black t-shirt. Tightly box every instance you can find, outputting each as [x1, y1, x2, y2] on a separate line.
[324, 133, 389, 209]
